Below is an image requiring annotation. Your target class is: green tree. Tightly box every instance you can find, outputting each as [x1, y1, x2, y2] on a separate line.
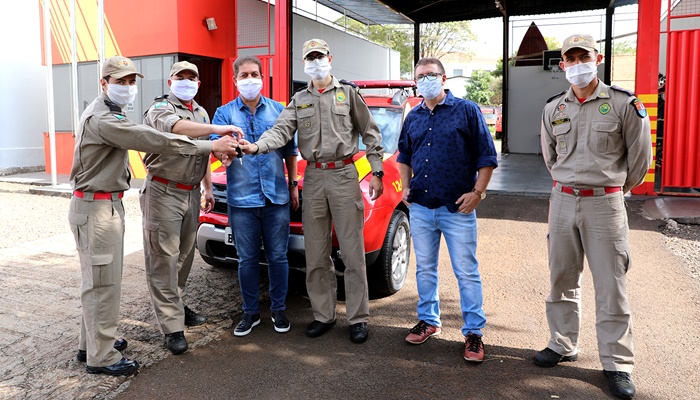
[333, 18, 477, 78]
[464, 69, 494, 105]
[544, 36, 561, 51]
[491, 56, 515, 78]
[419, 21, 477, 59]
[613, 40, 636, 54]
[489, 76, 503, 105]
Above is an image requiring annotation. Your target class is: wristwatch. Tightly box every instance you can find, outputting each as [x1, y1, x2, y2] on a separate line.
[288, 180, 298, 188]
[472, 188, 486, 200]
[372, 171, 384, 179]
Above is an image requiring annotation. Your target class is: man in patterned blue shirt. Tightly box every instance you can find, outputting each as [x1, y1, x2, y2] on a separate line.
[398, 57, 498, 363]
[211, 56, 299, 337]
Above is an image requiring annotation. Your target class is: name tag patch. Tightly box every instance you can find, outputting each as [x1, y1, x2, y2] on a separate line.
[296, 103, 314, 110]
[551, 118, 570, 126]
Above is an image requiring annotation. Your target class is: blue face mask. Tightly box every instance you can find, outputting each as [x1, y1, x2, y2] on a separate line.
[417, 77, 443, 100]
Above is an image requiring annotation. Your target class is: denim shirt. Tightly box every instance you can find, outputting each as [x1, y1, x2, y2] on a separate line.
[211, 96, 297, 208]
[397, 90, 498, 213]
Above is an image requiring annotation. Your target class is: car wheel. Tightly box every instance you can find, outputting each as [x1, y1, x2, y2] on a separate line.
[369, 210, 410, 296]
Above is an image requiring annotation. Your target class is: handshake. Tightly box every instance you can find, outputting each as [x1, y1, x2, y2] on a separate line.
[208, 125, 274, 166]
[209, 125, 245, 167]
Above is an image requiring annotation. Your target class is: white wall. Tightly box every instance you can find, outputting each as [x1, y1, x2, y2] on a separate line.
[0, 1, 48, 172]
[445, 76, 468, 99]
[507, 64, 603, 154]
[290, 14, 400, 83]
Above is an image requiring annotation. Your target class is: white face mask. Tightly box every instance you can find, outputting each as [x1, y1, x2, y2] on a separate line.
[565, 61, 598, 88]
[237, 78, 263, 100]
[107, 84, 137, 108]
[304, 58, 331, 81]
[170, 79, 199, 101]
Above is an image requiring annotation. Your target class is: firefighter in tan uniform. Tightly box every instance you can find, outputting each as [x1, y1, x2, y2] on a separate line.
[534, 34, 652, 400]
[69, 56, 238, 376]
[142, 61, 242, 355]
[240, 39, 384, 344]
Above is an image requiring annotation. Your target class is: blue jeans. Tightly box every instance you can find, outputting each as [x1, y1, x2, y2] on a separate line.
[409, 203, 486, 336]
[228, 202, 290, 314]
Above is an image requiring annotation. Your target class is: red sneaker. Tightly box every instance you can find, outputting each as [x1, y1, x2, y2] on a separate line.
[405, 320, 441, 344]
[464, 333, 484, 362]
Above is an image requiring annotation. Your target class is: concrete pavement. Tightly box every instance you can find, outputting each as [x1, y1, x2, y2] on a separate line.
[117, 195, 700, 400]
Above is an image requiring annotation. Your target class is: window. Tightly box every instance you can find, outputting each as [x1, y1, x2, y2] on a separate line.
[453, 69, 463, 76]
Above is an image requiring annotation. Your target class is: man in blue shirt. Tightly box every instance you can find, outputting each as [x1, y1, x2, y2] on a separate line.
[211, 56, 299, 336]
[398, 57, 497, 363]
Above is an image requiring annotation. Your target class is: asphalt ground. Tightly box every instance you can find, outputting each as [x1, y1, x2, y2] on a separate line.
[111, 195, 700, 400]
[1, 180, 698, 399]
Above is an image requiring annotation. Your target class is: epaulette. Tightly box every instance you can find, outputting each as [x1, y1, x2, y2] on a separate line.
[103, 99, 122, 112]
[546, 91, 566, 104]
[339, 79, 364, 103]
[339, 79, 358, 88]
[611, 86, 636, 97]
[293, 85, 308, 95]
[154, 94, 169, 101]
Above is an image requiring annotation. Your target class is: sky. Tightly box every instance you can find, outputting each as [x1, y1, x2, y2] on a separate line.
[293, 0, 642, 63]
[469, 4, 641, 60]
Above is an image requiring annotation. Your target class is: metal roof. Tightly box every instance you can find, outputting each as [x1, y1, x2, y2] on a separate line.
[328, 0, 639, 24]
[316, 0, 413, 25]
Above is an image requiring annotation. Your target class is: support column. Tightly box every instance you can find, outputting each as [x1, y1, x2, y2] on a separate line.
[631, 0, 662, 195]
[273, 0, 292, 103]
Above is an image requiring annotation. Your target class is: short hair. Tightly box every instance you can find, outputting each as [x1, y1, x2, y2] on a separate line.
[414, 58, 445, 75]
[233, 56, 263, 77]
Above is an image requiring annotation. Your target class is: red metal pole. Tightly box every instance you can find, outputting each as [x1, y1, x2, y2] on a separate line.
[272, 0, 291, 104]
[631, 0, 662, 195]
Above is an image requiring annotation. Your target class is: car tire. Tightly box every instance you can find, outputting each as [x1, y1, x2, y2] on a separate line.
[369, 209, 410, 296]
[495, 131, 502, 140]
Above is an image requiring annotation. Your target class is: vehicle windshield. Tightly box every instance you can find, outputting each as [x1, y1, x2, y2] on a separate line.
[358, 106, 403, 154]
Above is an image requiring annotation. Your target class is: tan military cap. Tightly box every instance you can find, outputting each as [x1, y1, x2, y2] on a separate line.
[170, 61, 199, 78]
[302, 39, 330, 58]
[102, 55, 144, 79]
[561, 33, 598, 55]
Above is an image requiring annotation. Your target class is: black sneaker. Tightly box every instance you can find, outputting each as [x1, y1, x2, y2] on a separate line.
[603, 370, 636, 399]
[233, 313, 261, 337]
[271, 310, 291, 333]
[184, 305, 206, 326]
[76, 339, 128, 362]
[164, 331, 188, 355]
[533, 347, 578, 367]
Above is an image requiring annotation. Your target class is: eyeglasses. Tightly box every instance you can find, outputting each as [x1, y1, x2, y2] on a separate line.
[304, 53, 328, 62]
[415, 72, 443, 83]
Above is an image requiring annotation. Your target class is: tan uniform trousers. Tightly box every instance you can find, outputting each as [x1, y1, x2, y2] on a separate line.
[546, 187, 634, 373]
[69, 193, 125, 367]
[139, 177, 200, 334]
[302, 163, 370, 325]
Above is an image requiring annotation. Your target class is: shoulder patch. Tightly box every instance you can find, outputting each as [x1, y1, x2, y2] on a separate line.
[153, 101, 170, 109]
[113, 114, 125, 120]
[631, 98, 647, 118]
[339, 79, 358, 88]
[611, 86, 635, 97]
[546, 91, 566, 104]
[103, 99, 122, 112]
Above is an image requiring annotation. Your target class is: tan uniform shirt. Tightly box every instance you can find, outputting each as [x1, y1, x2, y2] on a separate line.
[70, 93, 213, 192]
[142, 91, 211, 185]
[541, 81, 652, 193]
[255, 76, 384, 173]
